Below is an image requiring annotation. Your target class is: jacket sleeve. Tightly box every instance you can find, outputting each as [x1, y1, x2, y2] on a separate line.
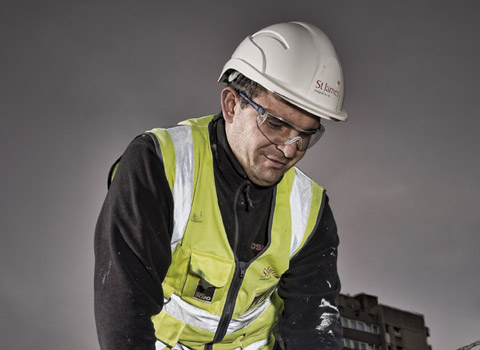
[276, 195, 343, 350]
[94, 134, 173, 350]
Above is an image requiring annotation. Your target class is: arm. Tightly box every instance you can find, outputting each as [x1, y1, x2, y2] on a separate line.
[94, 135, 173, 350]
[277, 195, 343, 350]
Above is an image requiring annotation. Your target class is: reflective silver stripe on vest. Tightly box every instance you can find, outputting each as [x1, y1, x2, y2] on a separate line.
[289, 167, 313, 257]
[242, 338, 269, 350]
[163, 294, 271, 334]
[167, 125, 194, 252]
[155, 338, 268, 350]
[155, 339, 191, 350]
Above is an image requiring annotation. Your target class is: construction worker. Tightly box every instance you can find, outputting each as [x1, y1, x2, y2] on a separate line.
[94, 21, 348, 350]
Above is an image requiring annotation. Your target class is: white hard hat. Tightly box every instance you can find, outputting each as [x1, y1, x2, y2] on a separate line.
[218, 21, 347, 121]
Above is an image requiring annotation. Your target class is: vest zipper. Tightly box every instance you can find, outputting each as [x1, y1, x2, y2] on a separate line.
[209, 261, 247, 347]
[205, 181, 251, 349]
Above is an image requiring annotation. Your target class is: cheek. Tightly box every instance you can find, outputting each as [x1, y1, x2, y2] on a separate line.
[227, 119, 257, 162]
[238, 123, 260, 149]
[232, 113, 252, 136]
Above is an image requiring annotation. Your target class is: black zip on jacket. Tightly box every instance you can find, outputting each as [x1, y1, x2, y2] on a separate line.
[94, 114, 343, 350]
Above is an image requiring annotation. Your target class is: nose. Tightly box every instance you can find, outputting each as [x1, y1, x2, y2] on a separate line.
[276, 141, 298, 159]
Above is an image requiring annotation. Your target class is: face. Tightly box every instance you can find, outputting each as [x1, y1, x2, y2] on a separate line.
[222, 88, 320, 186]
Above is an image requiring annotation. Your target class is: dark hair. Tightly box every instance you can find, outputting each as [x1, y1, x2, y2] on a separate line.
[226, 72, 264, 108]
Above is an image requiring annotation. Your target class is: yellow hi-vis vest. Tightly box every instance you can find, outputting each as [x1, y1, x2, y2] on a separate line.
[148, 116, 324, 350]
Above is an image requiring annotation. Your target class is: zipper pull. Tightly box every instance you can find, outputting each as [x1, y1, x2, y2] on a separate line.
[239, 261, 247, 279]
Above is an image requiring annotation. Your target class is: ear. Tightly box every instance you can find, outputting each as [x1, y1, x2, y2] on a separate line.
[220, 87, 239, 123]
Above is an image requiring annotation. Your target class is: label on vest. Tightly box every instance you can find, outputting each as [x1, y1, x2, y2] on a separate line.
[193, 283, 216, 303]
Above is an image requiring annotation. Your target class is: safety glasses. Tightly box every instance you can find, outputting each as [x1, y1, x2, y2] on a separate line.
[237, 91, 325, 151]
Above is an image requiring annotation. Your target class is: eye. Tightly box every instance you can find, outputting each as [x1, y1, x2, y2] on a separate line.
[265, 116, 287, 130]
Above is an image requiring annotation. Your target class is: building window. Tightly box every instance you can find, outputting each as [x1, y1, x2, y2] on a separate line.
[364, 323, 371, 333]
[394, 327, 401, 337]
[343, 338, 381, 350]
[341, 317, 380, 335]
[349, 319, 357, 329]
[385, 333, 391, 344]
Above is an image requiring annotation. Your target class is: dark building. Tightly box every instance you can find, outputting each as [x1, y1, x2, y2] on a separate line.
[337, 293, 431, 350]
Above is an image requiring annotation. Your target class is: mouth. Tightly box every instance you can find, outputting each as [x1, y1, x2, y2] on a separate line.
[264, 155, 287, 168]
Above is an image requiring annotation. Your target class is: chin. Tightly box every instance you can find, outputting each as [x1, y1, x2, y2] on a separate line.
[257, 175, 282, 187]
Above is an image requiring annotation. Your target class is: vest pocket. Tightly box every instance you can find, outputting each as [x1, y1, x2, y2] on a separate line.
[181, 249, 234, 313]
[247, 283, 278, 312]
[152, 311, 186, 347]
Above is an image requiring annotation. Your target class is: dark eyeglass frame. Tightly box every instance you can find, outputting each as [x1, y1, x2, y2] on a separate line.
[237, 90, 325, 151]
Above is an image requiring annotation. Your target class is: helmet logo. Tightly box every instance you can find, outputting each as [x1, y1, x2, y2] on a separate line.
[315, 80, 340, 98]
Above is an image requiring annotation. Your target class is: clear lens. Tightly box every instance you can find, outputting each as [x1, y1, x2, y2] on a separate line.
[257, 114, 324, 151]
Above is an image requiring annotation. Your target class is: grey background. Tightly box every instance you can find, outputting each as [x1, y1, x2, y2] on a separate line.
[1, 1, 479, 349]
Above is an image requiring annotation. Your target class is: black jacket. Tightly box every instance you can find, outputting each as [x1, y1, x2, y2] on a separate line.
[94, 115, 343, 349]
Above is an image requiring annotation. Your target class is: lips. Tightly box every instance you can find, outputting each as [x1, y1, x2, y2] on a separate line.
[264, 155, 287, 168]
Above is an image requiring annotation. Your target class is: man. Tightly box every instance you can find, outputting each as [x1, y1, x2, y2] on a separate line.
[95, 21, 348, 350]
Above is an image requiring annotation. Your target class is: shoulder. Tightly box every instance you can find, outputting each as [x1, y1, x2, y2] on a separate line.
[107, 134, 165, 187]
[118, 133, 162, 167]
[309, 194, 339, 250]
[125, 133, 161, 158]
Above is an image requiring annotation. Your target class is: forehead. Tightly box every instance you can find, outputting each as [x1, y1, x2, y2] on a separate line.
[255, 90, 320, 130]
